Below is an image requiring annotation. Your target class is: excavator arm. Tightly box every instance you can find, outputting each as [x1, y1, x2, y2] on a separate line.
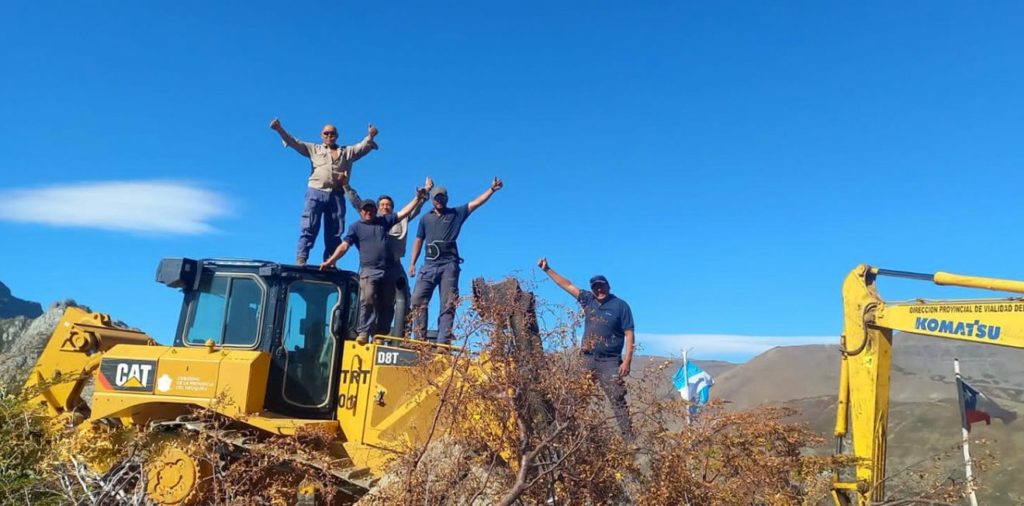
[832, 265, 1024, 505]
[23, 306, 156, 419]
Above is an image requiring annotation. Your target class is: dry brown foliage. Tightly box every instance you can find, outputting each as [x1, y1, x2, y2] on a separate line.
[365, 276, 996, 506]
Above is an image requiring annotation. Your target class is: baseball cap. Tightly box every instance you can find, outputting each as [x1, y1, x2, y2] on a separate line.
[589, 275, 609, 287]
[360, 199, 377, 210]
[431, 186, 448, 199]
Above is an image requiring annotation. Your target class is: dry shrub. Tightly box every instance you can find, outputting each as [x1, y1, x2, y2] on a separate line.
[362, 277, 638, 506]
[0, 386, 61, 504]
[369, 276, 994, 506]
[630, 401, 838, 505]
[872, 439, 998, 505]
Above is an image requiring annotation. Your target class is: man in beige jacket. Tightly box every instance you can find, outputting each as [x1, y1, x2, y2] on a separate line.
[270, 118, 378, 265]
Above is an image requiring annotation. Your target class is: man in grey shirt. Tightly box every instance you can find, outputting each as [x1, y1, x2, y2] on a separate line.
[343, 179, 431, 336]
[270, 118, 379, 265]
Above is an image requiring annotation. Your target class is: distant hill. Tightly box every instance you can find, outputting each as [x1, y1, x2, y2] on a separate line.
[712, 333, 1024, 409]
[690, 333, 1024, 505]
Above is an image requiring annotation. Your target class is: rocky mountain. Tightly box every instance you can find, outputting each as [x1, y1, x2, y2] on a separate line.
[0, 315, 33, 356]
[0, 301, 78, 389]
[0, 281, 43, 319]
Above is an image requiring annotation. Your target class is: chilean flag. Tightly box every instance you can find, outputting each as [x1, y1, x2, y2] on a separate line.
[958, 377, 1017, 432]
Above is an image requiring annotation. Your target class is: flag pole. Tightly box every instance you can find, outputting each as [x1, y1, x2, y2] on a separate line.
[682, 348, 691, 426]
[955, 358, 979, 506]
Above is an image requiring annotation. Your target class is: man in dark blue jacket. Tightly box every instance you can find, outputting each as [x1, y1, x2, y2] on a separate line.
[538, 257, 635, 440]
[407, 177, 503, 343]
[342, 180, 430, 336]
[320, 179, 430, 344]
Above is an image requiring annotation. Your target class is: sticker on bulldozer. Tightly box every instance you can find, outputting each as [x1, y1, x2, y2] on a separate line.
[98, 358, 158, 392]
[374, 347, 418, 366]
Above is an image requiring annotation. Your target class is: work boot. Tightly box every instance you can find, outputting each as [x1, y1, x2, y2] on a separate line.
[356, 334, 369, 345]
[296, 257, 307, 266]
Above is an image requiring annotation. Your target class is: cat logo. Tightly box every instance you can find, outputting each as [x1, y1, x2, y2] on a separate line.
[98, 359, 158, 393]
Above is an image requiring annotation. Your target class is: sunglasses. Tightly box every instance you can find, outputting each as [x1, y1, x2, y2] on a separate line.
[322, 131, 338, 137]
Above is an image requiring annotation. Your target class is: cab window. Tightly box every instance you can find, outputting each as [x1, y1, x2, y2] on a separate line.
[185, 275, 264, 347]
[281, 281, 342, 407]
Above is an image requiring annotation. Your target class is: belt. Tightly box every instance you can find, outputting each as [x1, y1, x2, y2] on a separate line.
[425, 240, 461, 262]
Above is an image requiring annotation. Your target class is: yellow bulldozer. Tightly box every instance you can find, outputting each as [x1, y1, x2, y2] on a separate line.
[831, 265, 1024, 505]
[22, 257, 540, 504]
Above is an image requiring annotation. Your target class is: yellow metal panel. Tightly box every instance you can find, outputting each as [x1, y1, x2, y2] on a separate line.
[216, 350, 270, 416]
[244, 413, 338, 436]
[153, 347, 223, 398]
[103, 345, 169, 361]
[90, 395, 197, 422]
[336, 340, 374, 444]
[366, 345, 435, 442]
[334, 340, 451, 474]
[878, 300, 1024, 349]
[364, 364, 440, 448]
[91, 344, 270, 421]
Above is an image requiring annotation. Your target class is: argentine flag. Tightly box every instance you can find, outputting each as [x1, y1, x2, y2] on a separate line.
[673, 360, 713, 413]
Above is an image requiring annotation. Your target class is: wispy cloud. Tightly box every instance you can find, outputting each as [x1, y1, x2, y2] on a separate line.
[0, 180, 230, 234]
[637, 333, 836, 361]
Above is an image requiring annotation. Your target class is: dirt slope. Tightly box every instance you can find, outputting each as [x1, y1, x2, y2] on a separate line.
[711, 333, 1024, 410]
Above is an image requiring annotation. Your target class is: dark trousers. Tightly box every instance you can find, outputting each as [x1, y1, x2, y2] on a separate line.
[356, 267, 395, 338]
[584, 355, 633, 440]
[410, 259, 460, 343]
[377, 261, 410, 337]
[296, 188, 345, 262]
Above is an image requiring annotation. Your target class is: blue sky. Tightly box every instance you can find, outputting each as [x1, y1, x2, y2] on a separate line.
[2, 1, 1023, 362]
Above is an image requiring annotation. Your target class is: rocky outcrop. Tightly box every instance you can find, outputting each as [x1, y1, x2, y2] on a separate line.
[0, 301, 75, 391]
[0, 316, 33, 355]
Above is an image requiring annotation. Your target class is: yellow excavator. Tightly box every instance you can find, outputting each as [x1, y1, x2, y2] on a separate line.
[831, 264, 1024, 505]
[23, 257, 539, 504]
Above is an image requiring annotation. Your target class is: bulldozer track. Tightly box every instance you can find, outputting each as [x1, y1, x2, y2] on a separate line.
[157, 419, 379, 501]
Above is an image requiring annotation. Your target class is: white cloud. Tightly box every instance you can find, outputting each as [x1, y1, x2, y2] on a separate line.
[637, 333, 836, 360]
[0, 180, 229, 234]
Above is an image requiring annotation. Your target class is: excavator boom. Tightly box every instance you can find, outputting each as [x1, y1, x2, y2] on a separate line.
[832, 265, 1024, 505]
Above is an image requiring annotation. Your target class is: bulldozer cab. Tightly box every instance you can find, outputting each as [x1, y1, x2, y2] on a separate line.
[157, 257, 359, 420]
